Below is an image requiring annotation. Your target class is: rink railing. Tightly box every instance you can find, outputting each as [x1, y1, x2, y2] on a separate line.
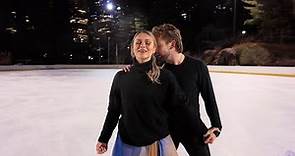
[0, 65, 126, 71]
[0, 65, 295, 77]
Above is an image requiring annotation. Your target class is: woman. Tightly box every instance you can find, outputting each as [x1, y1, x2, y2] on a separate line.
[96, 31, 185, 156]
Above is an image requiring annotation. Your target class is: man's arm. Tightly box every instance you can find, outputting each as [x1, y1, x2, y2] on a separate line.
[198, 60, 222, 132]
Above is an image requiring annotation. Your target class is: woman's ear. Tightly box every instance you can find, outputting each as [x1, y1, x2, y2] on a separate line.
[152, 48, 156, 54]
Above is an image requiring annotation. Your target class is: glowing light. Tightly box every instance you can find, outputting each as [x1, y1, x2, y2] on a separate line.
[77, 19, 88, 25]
[88, 56, 94, 60]
[43, 53, 48, 58]
[78, 10, 86, 13]
[106, 3, 114, 11]
[117, 6, 121, 10]
[181, 13, 187, 19]
[242, 30, 247, 35]
[6, 27, 17, 34]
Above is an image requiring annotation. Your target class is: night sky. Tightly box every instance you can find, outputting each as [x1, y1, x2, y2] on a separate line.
[1, 0, 294, 64]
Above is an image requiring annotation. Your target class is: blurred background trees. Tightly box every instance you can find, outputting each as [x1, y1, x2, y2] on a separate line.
[0, 0, 294, 65]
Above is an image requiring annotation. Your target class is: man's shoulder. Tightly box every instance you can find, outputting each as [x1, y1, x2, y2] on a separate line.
[184, 54, 207, 67]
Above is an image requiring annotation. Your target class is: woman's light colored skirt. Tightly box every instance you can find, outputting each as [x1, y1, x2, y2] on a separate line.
[112, 134, 178, 156]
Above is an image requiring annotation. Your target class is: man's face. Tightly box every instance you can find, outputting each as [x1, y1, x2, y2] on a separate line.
[156, 37, 171, 58]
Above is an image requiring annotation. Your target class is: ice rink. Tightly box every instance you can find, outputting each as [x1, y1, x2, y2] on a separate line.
[1, 69, 295, 156]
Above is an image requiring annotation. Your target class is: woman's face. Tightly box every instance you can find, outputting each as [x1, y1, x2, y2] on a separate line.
[132, 33, 156, 63]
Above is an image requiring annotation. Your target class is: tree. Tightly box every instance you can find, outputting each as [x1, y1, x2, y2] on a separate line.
[243, 0, 294, 42]
[243, 0, 263, 32]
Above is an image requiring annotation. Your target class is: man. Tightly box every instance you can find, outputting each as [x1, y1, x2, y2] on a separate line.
[124, 24, 222, 156]
[151, 24, 222, 155]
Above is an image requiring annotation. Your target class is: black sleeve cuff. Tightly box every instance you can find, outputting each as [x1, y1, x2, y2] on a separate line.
[213, 130, 221, 137]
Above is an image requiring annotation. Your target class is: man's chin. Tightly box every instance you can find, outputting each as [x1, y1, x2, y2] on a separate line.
[161, 55, 169, 61]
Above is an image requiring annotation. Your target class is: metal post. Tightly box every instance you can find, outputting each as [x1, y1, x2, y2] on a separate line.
[233, 0, 237, 38]
[115, 43, 118, 64]
[107, 36, 110, 64]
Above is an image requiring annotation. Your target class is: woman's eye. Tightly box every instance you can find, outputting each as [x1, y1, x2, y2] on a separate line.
[146, 42, 151, 45]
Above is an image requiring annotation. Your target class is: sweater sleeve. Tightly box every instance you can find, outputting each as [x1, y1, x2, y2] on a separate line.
[198, 60, 222, 130]
[98, 72, 121, 143]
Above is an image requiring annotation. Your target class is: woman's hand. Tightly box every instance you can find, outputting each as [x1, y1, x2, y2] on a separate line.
[96, 142, 108, 154]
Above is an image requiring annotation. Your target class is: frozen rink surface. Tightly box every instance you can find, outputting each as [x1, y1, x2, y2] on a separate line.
[0, 69, 295, 156]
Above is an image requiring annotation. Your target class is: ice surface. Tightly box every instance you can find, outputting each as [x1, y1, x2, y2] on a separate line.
[0, 69, 295, 156]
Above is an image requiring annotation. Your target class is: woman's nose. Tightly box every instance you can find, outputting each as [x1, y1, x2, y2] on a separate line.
[139, 43, 146, 48]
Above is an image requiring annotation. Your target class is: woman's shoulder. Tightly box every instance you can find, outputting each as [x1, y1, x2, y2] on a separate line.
[113, 70, 125, 79]
[113, 69, 136, 80]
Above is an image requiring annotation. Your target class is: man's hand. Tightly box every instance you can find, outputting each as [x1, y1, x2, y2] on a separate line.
[203, 127, 220, 144]
[123, 65, 132, 72]
[96, 142, 108, 154]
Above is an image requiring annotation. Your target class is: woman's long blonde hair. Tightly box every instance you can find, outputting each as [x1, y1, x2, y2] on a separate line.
[130, 31, 161, 84]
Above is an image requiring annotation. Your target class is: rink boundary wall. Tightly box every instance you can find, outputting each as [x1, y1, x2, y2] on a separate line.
[0, 65, 295, 77]
[0, 65, 125, 71]
[210, 70, 295, 78]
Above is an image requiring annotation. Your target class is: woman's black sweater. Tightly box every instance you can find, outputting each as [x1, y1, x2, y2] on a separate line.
[98, 59, 186, 146]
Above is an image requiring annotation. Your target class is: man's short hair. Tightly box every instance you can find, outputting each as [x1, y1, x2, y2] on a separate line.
[152, 24, 183, 53]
